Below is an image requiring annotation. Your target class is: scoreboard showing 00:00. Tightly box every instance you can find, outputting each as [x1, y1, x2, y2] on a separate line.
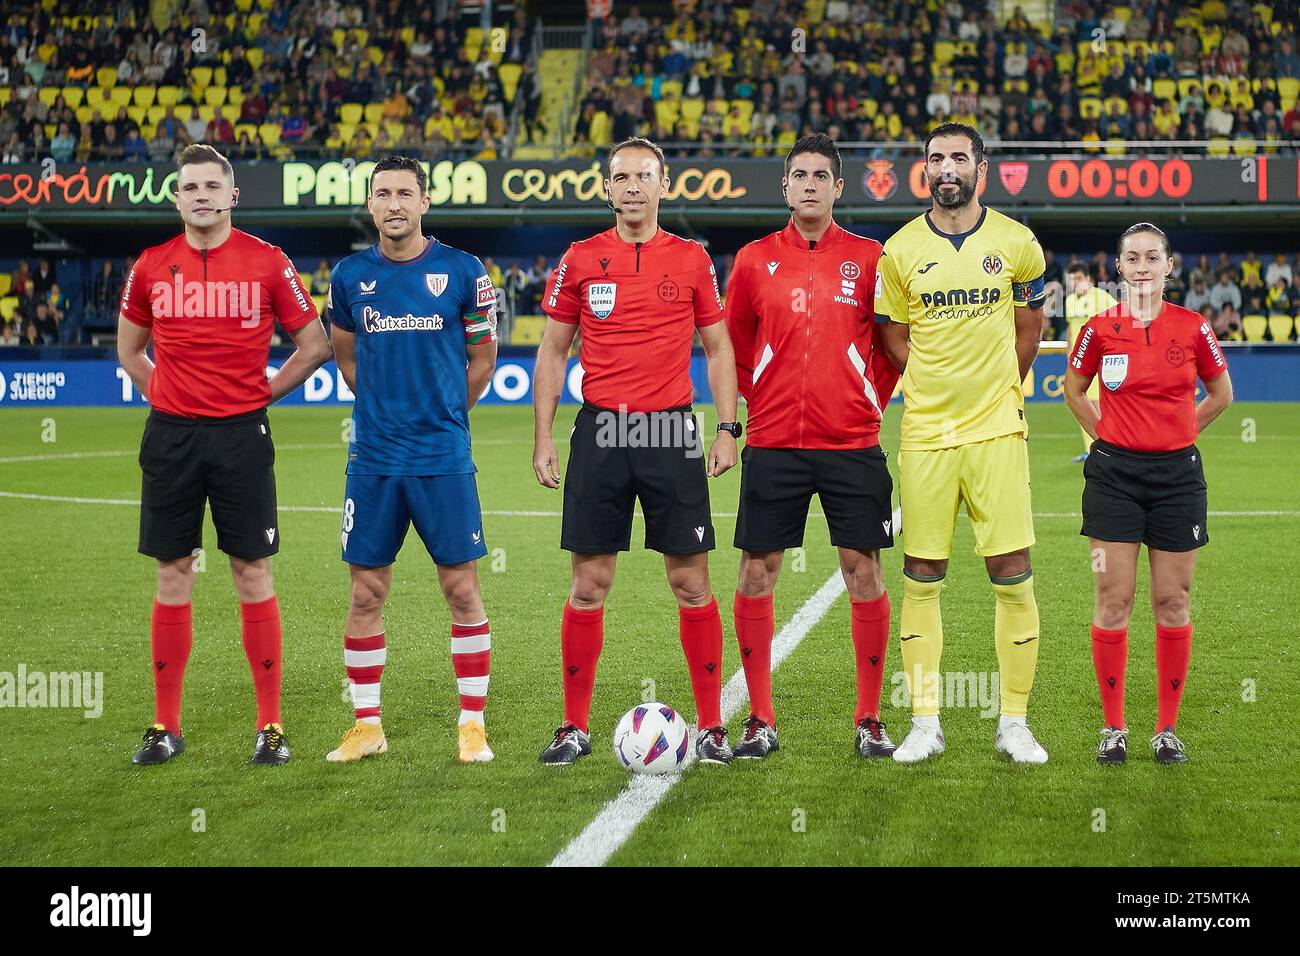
[1046, 159, 1194, 200]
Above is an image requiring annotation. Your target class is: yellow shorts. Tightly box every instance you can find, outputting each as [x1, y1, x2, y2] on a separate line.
[899, 433, 1035, 560]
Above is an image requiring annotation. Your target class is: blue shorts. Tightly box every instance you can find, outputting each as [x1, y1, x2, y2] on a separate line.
[341, 473, 488, 567]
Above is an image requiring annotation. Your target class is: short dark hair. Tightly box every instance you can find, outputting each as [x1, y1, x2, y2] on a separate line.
[606, 137, 667, 179]
[371, 154, 427, 194]
[924, 122, 985, 164]
[784, 132, 842, 181]
[1118, 221, 1171, 258]
[1067, 261, 1089, 276]
[177, 143, 233, 181]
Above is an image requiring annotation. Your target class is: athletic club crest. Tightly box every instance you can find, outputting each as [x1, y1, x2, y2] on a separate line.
[1100, 354, 1129, 391]
[588, 282, 617, 319]
[425, 273, 449, 296]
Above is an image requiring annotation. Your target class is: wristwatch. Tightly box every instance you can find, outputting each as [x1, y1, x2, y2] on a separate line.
[716, 421, 742, 439]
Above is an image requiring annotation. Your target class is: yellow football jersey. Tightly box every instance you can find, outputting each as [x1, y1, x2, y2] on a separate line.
[878, 206, 1046, 451]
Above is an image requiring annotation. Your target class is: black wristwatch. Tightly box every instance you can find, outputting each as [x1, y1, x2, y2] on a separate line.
[716, 421, 742, 439]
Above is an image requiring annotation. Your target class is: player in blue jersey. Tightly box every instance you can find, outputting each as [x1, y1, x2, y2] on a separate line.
[324, 155, 499, 764]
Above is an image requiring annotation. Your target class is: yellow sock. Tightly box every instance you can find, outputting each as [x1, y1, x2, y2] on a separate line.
[992, 575, 1040, 717]
[900, 574, 944, 717]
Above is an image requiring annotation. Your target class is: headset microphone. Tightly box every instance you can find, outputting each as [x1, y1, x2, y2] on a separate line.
[606, 199, 622, 215]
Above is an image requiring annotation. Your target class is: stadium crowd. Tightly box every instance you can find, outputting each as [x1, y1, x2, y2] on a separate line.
[0, 0, 536, 165]
[5, 245, 1300, 346]
[574, 0, 1300, 156]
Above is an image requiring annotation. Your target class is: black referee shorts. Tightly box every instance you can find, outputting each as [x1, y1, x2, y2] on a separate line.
[138, 409, 279, 562]
[1081, 439, 1208, 552]
[561, 402, 714, 555]
[735, 445, 895, 554]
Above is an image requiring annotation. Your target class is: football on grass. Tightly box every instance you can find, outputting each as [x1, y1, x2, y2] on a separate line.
[613, 703, 689, 775]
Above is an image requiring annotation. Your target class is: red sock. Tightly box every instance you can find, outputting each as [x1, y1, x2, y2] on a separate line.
[851, 592, 891, 724]
[344, 633, 385, 721]
[451, 619, 492, 722]
[733, 592, 775, 726]
[240, 596, 283, 729]
[151, 600, 192, 734]
[561, 601, 603, 733]
[1091, 624, 1128, 728]
[1155, 622, 1192, 732]
[680, 597, 724, 730]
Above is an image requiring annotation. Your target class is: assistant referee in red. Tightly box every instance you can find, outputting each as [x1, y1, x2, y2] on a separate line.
[117, 144, 332, 766]
[1064, 222, 1233, 766]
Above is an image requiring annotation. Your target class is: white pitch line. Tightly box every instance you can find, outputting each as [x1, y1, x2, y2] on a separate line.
[546, 500, 890, 870]
[1, 490, 1296, 521]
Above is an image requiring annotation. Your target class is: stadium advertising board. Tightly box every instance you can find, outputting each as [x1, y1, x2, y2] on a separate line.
[3, 349, 1297, 406]
[2, 157, 1297, 211]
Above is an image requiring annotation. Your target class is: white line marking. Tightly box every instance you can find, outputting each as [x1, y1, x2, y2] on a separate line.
[0, 490, 1295, 521]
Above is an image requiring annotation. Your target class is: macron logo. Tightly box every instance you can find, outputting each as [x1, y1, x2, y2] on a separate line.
[50, 886, 152, 936]
[694, 526, 705, 542]
[882, 519, 892, 535]
[766, 261, 779, 276]
[265, 528, 276, 544]
[359, 280, 377, 296]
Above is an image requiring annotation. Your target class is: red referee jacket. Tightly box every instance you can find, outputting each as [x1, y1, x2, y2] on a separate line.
[726, 220, 899, 449]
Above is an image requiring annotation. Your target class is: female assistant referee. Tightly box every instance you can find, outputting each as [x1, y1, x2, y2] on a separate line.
[1063, 222, 1234, 766]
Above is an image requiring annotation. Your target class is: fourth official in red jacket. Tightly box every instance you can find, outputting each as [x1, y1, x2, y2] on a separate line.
[725, 134, 902, 759]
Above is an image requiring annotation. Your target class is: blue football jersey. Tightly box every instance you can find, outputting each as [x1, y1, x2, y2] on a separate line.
[329, 238, 498, 476]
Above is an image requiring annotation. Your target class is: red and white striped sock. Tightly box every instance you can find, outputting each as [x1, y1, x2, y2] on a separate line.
[451, 619, 491, 726]
[344, 633, 386, 724]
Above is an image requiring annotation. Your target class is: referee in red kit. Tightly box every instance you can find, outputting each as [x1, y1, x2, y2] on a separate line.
[1064, 222, 1233, 767]
[117, 144, 332, 766]
[726, 134, 901, 760]
[532, 137, 740, 766]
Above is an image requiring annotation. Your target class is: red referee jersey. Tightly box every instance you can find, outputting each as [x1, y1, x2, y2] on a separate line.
[1070, 300, 1228, 451]
[726, 220, 898, 449]
[121, 228, 318, 418]
[542, 227, 724, 412]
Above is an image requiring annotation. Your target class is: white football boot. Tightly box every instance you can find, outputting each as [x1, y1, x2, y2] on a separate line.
[892, 720, 946, 764]
[995, 719, 1049, 764]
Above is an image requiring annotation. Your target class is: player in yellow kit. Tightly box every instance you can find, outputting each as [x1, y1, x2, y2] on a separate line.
[1063, 261, 1117, 460]
[878, 123, 1049, 764]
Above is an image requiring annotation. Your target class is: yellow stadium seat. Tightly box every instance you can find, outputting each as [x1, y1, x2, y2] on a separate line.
[661, 80, 684, 100]
[499, 63, 522, 102]
[654, 99, 680, 128]
[0, 274, 10, 296]
[731, 99, 755, 121]
[1268, 314, 1295, 342]
[332, 28, 347, 50]
[191, 66, 213, 89]
[367, 46, 384, 66]
[226, 86, 245, 107]
[466, 27, 484, 49]
[681, 97, 705, 122]
[38, 86, 59, 107]
[1079, 97, 1102, 118]
[0, 89, 12, 107]
[95, 66, 117, 87]
[155, 85, 180, 106]
[0, 297, 19, 322]
[590, 110, 611, 145]
[1279, 78, 1300, 105]
[337, 122, 356, 144]
[385, 121, 404, 141]
[61, 86, 85, 108]
[109, 87, 132, 109]
[173, 104, 193, 121]
[234, 122, 257, 142]
[234, 0, 252, 10]
[204, 86, 227, 106]
[258, 123, 281, 146]
[400, 26, 415, 47]
[339, 103, 364, 125]
[1232, 138, 1257, 155]
[1153, 78, 1176, 100]
[1207, 138, 1231, 156]
[351, 28, 369, 47]
[246, 47, 264, 71]
[1242, 314, 1268, 341]
[363, 103, 384, 124]
[132, 86, 156, 107]
[75, 106, 93, 125]
[312, 294, 326, 316]
[85, 87, 111, 110]
[1177, 78, 1202, 98]
[127, 105, 146, 124]
[933, 41, 955, 65]
[197, 105, 216, 123]
[145, 105, 167, 125]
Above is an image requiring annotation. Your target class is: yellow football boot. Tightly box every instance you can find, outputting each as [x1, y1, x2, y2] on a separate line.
[458, 720, 494, 763]
[326, 720, 388, 762]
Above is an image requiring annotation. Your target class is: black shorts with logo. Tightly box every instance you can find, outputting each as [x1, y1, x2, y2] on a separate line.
[734, 446, 895, 553]
[1081, 439, 1208, 552]
[561, 402, 714, 555]
[138, 408, 279, 562]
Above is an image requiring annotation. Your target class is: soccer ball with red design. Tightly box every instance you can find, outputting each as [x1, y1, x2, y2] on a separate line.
[613, 703, 689, 774]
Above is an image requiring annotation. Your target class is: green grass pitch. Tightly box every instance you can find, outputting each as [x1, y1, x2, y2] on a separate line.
[0, 402, 1296, 866]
